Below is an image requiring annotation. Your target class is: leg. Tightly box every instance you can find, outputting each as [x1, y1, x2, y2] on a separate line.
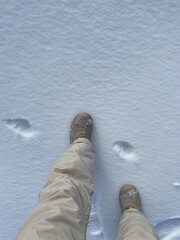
[116, 208, 159, 240]
[116, 185, 159, 240]
[15, 113, 95, 240]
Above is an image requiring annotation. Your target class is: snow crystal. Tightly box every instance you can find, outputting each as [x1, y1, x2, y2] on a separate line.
[122, 189, 138, 199]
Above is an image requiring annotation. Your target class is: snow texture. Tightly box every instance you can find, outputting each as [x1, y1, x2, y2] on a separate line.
[155, 218, 180, 240]
[122, 189, 138, 199]
[87, 194, 103, 239]
[113, 141, 139, 162]
[1, 1, 180, 239]
[3, 118, 38, 139]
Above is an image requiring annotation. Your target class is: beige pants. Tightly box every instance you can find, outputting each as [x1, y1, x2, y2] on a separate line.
[116, 208, 159, 240]
[15, 138, 159, 240]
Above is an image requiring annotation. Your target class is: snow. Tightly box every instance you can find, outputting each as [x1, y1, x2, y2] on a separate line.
[1, 1, 180, 239]
[121, 189, 138, 199]
[156, 218, 180, 240]
[87, 194, 103, 239]
[3, 118, 39, 139]
[113, 141, 139, 162]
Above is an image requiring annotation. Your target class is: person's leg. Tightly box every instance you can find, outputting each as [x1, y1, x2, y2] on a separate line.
[116, 185, 159, 240]
[15, 113, 95, 240]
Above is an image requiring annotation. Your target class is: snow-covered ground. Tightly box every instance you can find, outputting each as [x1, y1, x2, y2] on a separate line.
[1, 1, 180, 239]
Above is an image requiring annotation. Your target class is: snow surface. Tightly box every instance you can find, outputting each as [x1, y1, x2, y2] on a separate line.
[1, 1, 180, 239]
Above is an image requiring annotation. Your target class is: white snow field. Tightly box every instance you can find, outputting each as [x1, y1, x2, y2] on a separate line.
[1, 1, 180, 239]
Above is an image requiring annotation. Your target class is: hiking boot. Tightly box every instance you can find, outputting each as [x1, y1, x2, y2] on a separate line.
[119, 184, 141, 212]
[70, 113, 93, 144]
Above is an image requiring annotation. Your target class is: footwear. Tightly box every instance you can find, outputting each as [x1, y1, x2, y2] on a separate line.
[119, 184, 141, 212]
[70, 113, 93, 144]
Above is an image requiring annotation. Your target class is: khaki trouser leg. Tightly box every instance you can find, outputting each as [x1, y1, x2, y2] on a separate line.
[15, 138, 95, 240]
[116, 208, 159, 240]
